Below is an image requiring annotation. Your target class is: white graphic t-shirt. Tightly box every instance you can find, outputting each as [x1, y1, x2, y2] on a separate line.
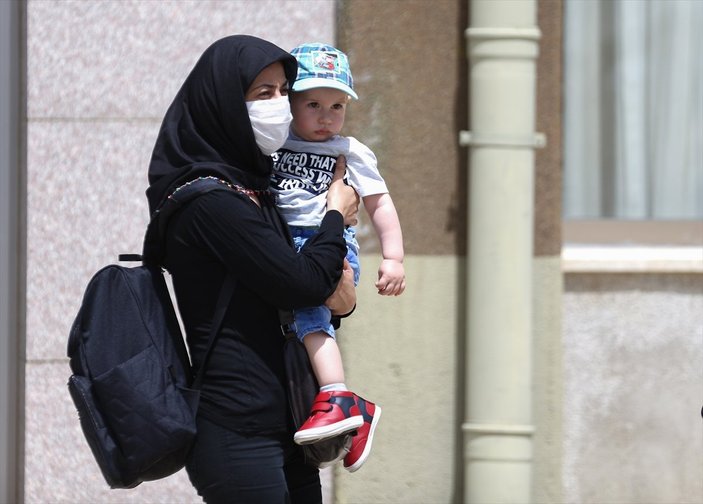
[271, 134, 388, 227]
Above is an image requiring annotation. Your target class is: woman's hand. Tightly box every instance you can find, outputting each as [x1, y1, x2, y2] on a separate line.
[326, 155, 359, 226]
[325, 259, 356, 316]
[325, 155, 358, 315]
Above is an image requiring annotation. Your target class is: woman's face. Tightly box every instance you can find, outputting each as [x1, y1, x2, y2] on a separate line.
[244, 61, 289, 101]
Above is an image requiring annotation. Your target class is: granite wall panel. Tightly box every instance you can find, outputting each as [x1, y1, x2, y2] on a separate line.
[25, 1, 336, 501]
[563, 273, 703, 503]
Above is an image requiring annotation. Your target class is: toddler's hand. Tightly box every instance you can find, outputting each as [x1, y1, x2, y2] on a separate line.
[375, 259, 405, 296]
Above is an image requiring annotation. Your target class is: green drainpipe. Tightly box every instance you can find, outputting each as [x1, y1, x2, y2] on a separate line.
[461, 1, 543, 502]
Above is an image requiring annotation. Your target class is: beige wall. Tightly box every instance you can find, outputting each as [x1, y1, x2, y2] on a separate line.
[339, 255, 462, 503]
[335, 1, 467, 501]
[532, 3, 565, 502]
[337, 0, 468, 257]
[336, 1, 565, 502]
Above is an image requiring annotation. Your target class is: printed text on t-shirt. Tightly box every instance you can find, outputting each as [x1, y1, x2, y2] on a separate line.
[271, 149, 338, 195]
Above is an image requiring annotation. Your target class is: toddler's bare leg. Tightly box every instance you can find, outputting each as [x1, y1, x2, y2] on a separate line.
[303, 331, 345, 386]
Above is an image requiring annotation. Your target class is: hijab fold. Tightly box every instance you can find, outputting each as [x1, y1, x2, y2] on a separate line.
[146, 35, 297, 215]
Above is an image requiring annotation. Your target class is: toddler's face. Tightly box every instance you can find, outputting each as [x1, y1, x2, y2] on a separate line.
[289, 87, 349, 142]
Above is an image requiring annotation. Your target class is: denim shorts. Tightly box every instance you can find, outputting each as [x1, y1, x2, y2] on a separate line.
[290, 226, 360, 341]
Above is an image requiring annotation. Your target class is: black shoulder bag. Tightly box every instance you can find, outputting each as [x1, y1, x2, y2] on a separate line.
[279, 310, 353, 468]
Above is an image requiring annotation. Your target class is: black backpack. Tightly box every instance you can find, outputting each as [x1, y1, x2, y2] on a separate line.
[67, 178, 234, 489]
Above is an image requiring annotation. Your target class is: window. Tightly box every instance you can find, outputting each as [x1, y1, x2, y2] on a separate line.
[563, 0, 702, 222]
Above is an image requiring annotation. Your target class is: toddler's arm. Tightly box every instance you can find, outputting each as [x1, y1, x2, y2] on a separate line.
[363, 193, 406, 296]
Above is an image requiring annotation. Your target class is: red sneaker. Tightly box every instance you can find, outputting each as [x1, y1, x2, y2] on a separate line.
[343, 395, 382, 472]
[293, 391, 364, 445]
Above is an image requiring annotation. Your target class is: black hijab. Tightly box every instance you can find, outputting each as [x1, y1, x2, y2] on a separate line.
[146, 35, 298, 215]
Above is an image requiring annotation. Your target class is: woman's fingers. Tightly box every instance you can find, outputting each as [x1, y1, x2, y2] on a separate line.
[332, 154, 347, 182]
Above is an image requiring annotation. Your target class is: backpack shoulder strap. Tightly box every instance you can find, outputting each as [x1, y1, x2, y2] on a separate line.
[142, 177, 233, 266]
[137, 176, 239, 389]
[192, 273, 236, 390]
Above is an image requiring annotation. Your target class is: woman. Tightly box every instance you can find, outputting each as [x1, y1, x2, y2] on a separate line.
[145, 35, 359, 503]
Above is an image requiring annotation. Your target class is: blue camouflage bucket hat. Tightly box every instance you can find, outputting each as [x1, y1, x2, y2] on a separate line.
[290, 43, 358, 100]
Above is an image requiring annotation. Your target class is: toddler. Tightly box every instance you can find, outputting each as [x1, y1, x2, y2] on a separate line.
[271, 43, 405, 472]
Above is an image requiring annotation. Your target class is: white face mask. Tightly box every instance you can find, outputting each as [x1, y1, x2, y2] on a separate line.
[246, 97, 293, 156]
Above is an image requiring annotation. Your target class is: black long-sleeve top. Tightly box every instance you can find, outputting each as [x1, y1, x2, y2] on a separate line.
[163, 189, 347, 434]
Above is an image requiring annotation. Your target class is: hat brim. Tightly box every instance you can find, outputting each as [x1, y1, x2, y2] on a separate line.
[292, 77, 359, 100]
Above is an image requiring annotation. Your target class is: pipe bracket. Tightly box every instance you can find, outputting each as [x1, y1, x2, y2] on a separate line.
[459, 130, 546, 149]
[462, 422, 535, 436]
[465, 27, 542, 42]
